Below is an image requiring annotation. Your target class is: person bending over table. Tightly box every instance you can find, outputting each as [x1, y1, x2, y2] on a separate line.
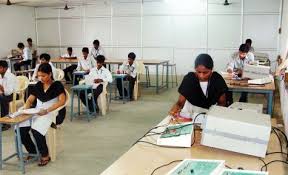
[169, 54, 228, 122]
[226, 44, 254, 102]
[20, 63, 66, 166]
[61, 47, 77, 83]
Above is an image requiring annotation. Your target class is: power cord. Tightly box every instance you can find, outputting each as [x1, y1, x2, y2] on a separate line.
[150, 160, 183, 175]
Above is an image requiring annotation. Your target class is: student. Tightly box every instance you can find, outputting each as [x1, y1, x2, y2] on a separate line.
[245, 38, 255, 53]
[27, 38, 38, 68]
[32, 53, 57, 81]
[80, 55, 112, 113]
[75, 47, 96, 85]
[91, 40, 104, 60]
[0, 60, 18, 131]
[61, 47, 77, 82]
[169, 54, 228, 120]
[227, 44, 254, 102]
[116, 52, 137, 100]
[14, 42, 32, 71]
[20, 63, 66, 166]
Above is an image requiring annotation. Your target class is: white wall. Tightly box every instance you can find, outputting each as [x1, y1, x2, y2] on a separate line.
[35, 0, 281, 74]
[280, 0, 288, 59]
[0, 5, 36, 58]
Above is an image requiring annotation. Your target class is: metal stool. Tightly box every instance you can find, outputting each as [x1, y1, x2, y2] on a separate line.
[162, 63, 178, 87]
[70, 85, 96, 122]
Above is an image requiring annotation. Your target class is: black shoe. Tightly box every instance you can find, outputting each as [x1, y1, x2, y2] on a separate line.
[50, 123, 57, 129]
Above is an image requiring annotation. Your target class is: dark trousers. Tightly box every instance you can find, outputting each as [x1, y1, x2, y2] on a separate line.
[32, 57, 37, 69]
[239, 92, 248, 102]
[14, 60, 31, 71]
[116, 76, 136, 99]
[20, 127, 49, 157]
[79, 84, 103, 112]
[63, 65, 77, 82]
[0, 94, 13, 117]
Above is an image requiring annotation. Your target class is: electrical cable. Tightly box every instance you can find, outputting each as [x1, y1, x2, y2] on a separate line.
[150, 160, 183, 175]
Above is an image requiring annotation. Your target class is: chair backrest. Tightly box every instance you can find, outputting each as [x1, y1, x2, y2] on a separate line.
[135, 60, 145, 81]
[54, 69, 65, 81]
[10, 76, 29, 113]
[17, 76, 29, 92]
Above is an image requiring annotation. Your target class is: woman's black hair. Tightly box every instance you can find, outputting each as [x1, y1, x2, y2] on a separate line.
[194, 54, 214, 70]
[38, 63, 53, 78]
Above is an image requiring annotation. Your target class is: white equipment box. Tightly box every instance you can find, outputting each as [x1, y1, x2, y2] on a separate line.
[201, 106, 271, 158]
[243, 64, 270, 79]
[157, 123, 194, 148]
[228, 102, 263, 114]
[167, 159, 225, 175]
[220, 169, 268, 175]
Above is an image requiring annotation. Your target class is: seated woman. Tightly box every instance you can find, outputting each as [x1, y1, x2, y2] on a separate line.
[169, 54, 228, 122]
[20, 63, 66, 166]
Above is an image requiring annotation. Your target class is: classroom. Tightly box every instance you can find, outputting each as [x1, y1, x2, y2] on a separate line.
[0, 0, 288, 174]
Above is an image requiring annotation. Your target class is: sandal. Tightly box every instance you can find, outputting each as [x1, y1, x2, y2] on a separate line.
[38, 157, 51, 167]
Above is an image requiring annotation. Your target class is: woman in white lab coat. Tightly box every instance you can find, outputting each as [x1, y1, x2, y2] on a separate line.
[20, 63, 66, 166]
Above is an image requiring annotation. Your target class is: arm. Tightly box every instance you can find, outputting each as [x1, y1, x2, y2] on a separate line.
[217, 93, 226, 107]
[24, 95, 36, 109]
[169, 95, 186, 117]
[76, 60, 81, 71]
[38, 92, 66, 116]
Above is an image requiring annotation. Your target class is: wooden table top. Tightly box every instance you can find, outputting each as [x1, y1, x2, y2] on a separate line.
[101, 117, 285, 175]
[0, 114, 32, 124]
[225, 78, 275, 91]
[51, 58, 169, 65]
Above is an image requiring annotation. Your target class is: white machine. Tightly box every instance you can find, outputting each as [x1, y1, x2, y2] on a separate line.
[167, 159, 225, 175]
[228, 102, 263, 114]
[220, 169, 268, 175]
[157, 122, 194, 148]
[201, 106, 271, 158]
[243, 64, 270, 79]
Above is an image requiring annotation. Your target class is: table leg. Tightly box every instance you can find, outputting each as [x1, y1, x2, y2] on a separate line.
[16, 125, 25, 174]
[156, 64, 159, 94]
[0, 123, 2, 170]
[91, 88, 96, 117]
[78, 91, 80, 115]
[85, 90, 90, 122]
[70, 91, 74, 121]
[267, 92, 273, 116]
[166, 62, 169, 89]
[122, 77, 125, 104]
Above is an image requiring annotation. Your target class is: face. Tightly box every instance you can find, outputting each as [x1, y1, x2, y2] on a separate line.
[239, 51, 247, 60]
[28, 41, 32, 46]
[97, 62, 103, 69]
[39, 58, 48, 64]
[195, 65, 212, 82]
[68, 50, 72, 55]
[0, 66, 7, 75]
[37, 71, 52, 83]
[93, 44, 99, 49]
[128, 58, 134, 65]
[82, 52, 88, 59]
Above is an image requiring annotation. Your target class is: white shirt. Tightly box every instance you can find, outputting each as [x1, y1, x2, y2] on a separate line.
[32, 62, 57, 81]
[28, 44, 37, 58]
[76, 56, 96, 71]
[0, 70, 18, 96]
[62, 53, 77, 58]
[89, 66, 112, 83]
[22, 47, 32, 61]
[120, 62, 137, 78]
[90, 46, 105, 59]
[199, 81, 208, 97]
[227, 51, 255, 71]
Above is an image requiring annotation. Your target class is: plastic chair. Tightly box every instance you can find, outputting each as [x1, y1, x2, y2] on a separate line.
[54, 69, 65, 81]
[134, 61, 145, 100]
[46, 89, 70, 162]
[9, 76, 29, 113]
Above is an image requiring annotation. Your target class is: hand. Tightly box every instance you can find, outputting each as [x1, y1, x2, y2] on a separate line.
[86, 70, 90, 74]
[0, 85, 4, 93]
[38, 109, 48, 116]
[94, 79, 103, 83]
[227, 69, 233, 73]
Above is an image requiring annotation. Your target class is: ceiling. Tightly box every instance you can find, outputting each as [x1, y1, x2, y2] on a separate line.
[0, 0, 143, 7]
